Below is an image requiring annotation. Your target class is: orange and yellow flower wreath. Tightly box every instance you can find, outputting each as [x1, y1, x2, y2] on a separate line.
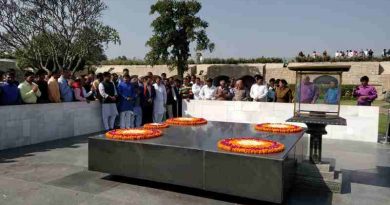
[218, 137, 285, 154]
[105, 128, 162, 140]
[165, 117, 207, 126]
[254, 123, 303, 133]
[143, 123, 170, 129]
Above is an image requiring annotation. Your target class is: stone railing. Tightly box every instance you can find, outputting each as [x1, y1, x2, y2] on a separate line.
[0, 101, 104, 150]
[183, 100, 379, 143]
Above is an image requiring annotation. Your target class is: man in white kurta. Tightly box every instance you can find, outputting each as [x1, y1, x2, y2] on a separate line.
[153, 77, 167, 123]
[191, 77, 202, 100]
[250, 75, 268, 102]
[199, 78, 216, 100]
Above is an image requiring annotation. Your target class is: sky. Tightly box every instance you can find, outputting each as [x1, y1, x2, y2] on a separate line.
[102, 0, 390, 59]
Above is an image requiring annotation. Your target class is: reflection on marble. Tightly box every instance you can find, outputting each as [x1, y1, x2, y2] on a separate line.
[92, 121, 305, 160]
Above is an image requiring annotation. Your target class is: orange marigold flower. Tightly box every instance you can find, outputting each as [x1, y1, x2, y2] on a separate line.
[165, 117, 207, 126]
[143, 123, 170, 129]
[217, 137, 285, 154]
[105, 128, 162, 140]
[254, 123, 303, 133]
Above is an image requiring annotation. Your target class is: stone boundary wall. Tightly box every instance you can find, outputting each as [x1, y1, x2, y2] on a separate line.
[183, 100, 379, 143]
[96, 61, 390, 98]
[0, 101, 104, 150]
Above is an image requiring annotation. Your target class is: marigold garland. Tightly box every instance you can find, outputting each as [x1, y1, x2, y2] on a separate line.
[254, 123, 303, 133]
[143, 123, 170, 129]
[165, 117, 207, 126]
[105, 128, 162, 140]
[217, 137, 285, 154]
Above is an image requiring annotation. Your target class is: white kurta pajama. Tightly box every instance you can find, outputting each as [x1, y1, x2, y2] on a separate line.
[99, 82, 119, 131]
[250, 84, 268, 102]
[153, 83, 167, 123]
[192, 83, 202, 100]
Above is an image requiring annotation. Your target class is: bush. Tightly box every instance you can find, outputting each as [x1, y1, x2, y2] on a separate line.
[200, 57, 283, 64]
[287, 84, 357, 101]
[100, 57, 283, 65]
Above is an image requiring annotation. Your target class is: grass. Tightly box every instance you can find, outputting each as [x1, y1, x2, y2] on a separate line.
[379, 113, 389, 135]
[340, 99, 384, 106]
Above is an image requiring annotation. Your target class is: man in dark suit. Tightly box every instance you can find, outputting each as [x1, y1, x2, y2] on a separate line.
[172, 79, 182, 117]
[142, 76, 155, 124]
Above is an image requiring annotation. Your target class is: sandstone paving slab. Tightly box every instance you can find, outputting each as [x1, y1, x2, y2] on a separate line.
[0, 176, 126, 205]
[47, 170, 121, 195]
[0, 133, 389, 205]
[0, 162, 85, 184]
[351, 183, 390, 205]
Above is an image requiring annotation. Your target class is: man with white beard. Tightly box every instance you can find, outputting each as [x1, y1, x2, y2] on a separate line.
[153, 76, 167, 123]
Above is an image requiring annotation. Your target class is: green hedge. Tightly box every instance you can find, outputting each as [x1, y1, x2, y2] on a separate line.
[100, 57, 283, 65]
[287, 84, 357, 101]
[197, 57, 283, 64]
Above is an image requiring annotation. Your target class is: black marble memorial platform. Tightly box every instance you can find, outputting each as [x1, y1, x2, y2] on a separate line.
[89, 121, 306, 204]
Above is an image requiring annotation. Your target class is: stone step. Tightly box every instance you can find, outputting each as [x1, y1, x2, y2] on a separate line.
[299, 161, 332, 172]
[294, 173, 343, 193]
[296, 169, 335, 181]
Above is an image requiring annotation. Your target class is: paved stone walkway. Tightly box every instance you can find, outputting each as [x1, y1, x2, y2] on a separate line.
[0, 135, 389, 205]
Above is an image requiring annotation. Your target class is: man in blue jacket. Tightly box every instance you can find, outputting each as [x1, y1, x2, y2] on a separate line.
[117, 74, 136, 128]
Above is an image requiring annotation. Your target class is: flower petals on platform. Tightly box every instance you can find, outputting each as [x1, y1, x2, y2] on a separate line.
[106, 128, 162, 140]
[254, 123, 303, 133]
[165, 117, 207, 126]
[217, 137, 285, 154]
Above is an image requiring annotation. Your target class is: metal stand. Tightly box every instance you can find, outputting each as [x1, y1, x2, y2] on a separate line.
[305, 123, 327, 164]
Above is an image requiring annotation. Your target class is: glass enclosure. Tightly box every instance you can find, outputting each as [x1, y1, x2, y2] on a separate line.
[289, 65, 350, 119]
[294, 72, 341, 117]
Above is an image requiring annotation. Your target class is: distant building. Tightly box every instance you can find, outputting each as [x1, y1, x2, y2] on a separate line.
[0, 59, 17, 72]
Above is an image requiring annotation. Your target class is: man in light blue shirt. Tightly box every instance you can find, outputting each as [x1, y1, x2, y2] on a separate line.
[325, 81, 339, 104]
[58, 70, 74, 102]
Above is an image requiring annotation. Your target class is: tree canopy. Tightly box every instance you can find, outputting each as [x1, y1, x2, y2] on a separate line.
[0, 0, 119, 72]
[145, 0, 214, 77]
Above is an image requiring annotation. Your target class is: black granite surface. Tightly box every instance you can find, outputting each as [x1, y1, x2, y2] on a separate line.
[90, 121, 305, 160]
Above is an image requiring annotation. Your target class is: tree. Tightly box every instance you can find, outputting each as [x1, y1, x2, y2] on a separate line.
[0, 0, 120, 72]
[145, 0, 214, 77]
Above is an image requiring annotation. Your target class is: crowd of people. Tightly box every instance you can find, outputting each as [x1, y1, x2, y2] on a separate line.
[0, 68, 378, 131]
[334, 49, 374, 58]
[297, 49, 380, 59]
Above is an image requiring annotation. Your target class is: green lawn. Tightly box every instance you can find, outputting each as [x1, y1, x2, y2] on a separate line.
[379, 113, 389, 135]
[340, 99, 384, 106]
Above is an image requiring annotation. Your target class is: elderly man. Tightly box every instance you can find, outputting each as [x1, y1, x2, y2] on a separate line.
[18, 71, 41, 104]
[99, 72, 118, 131]
[250, 75, 268, 102]
[199, 78, 216, 100]
[215, 79, 232, 100]
[353, 76, 377, 106]
[153, 76, 167, 123]
[299, 76, 319, 104]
